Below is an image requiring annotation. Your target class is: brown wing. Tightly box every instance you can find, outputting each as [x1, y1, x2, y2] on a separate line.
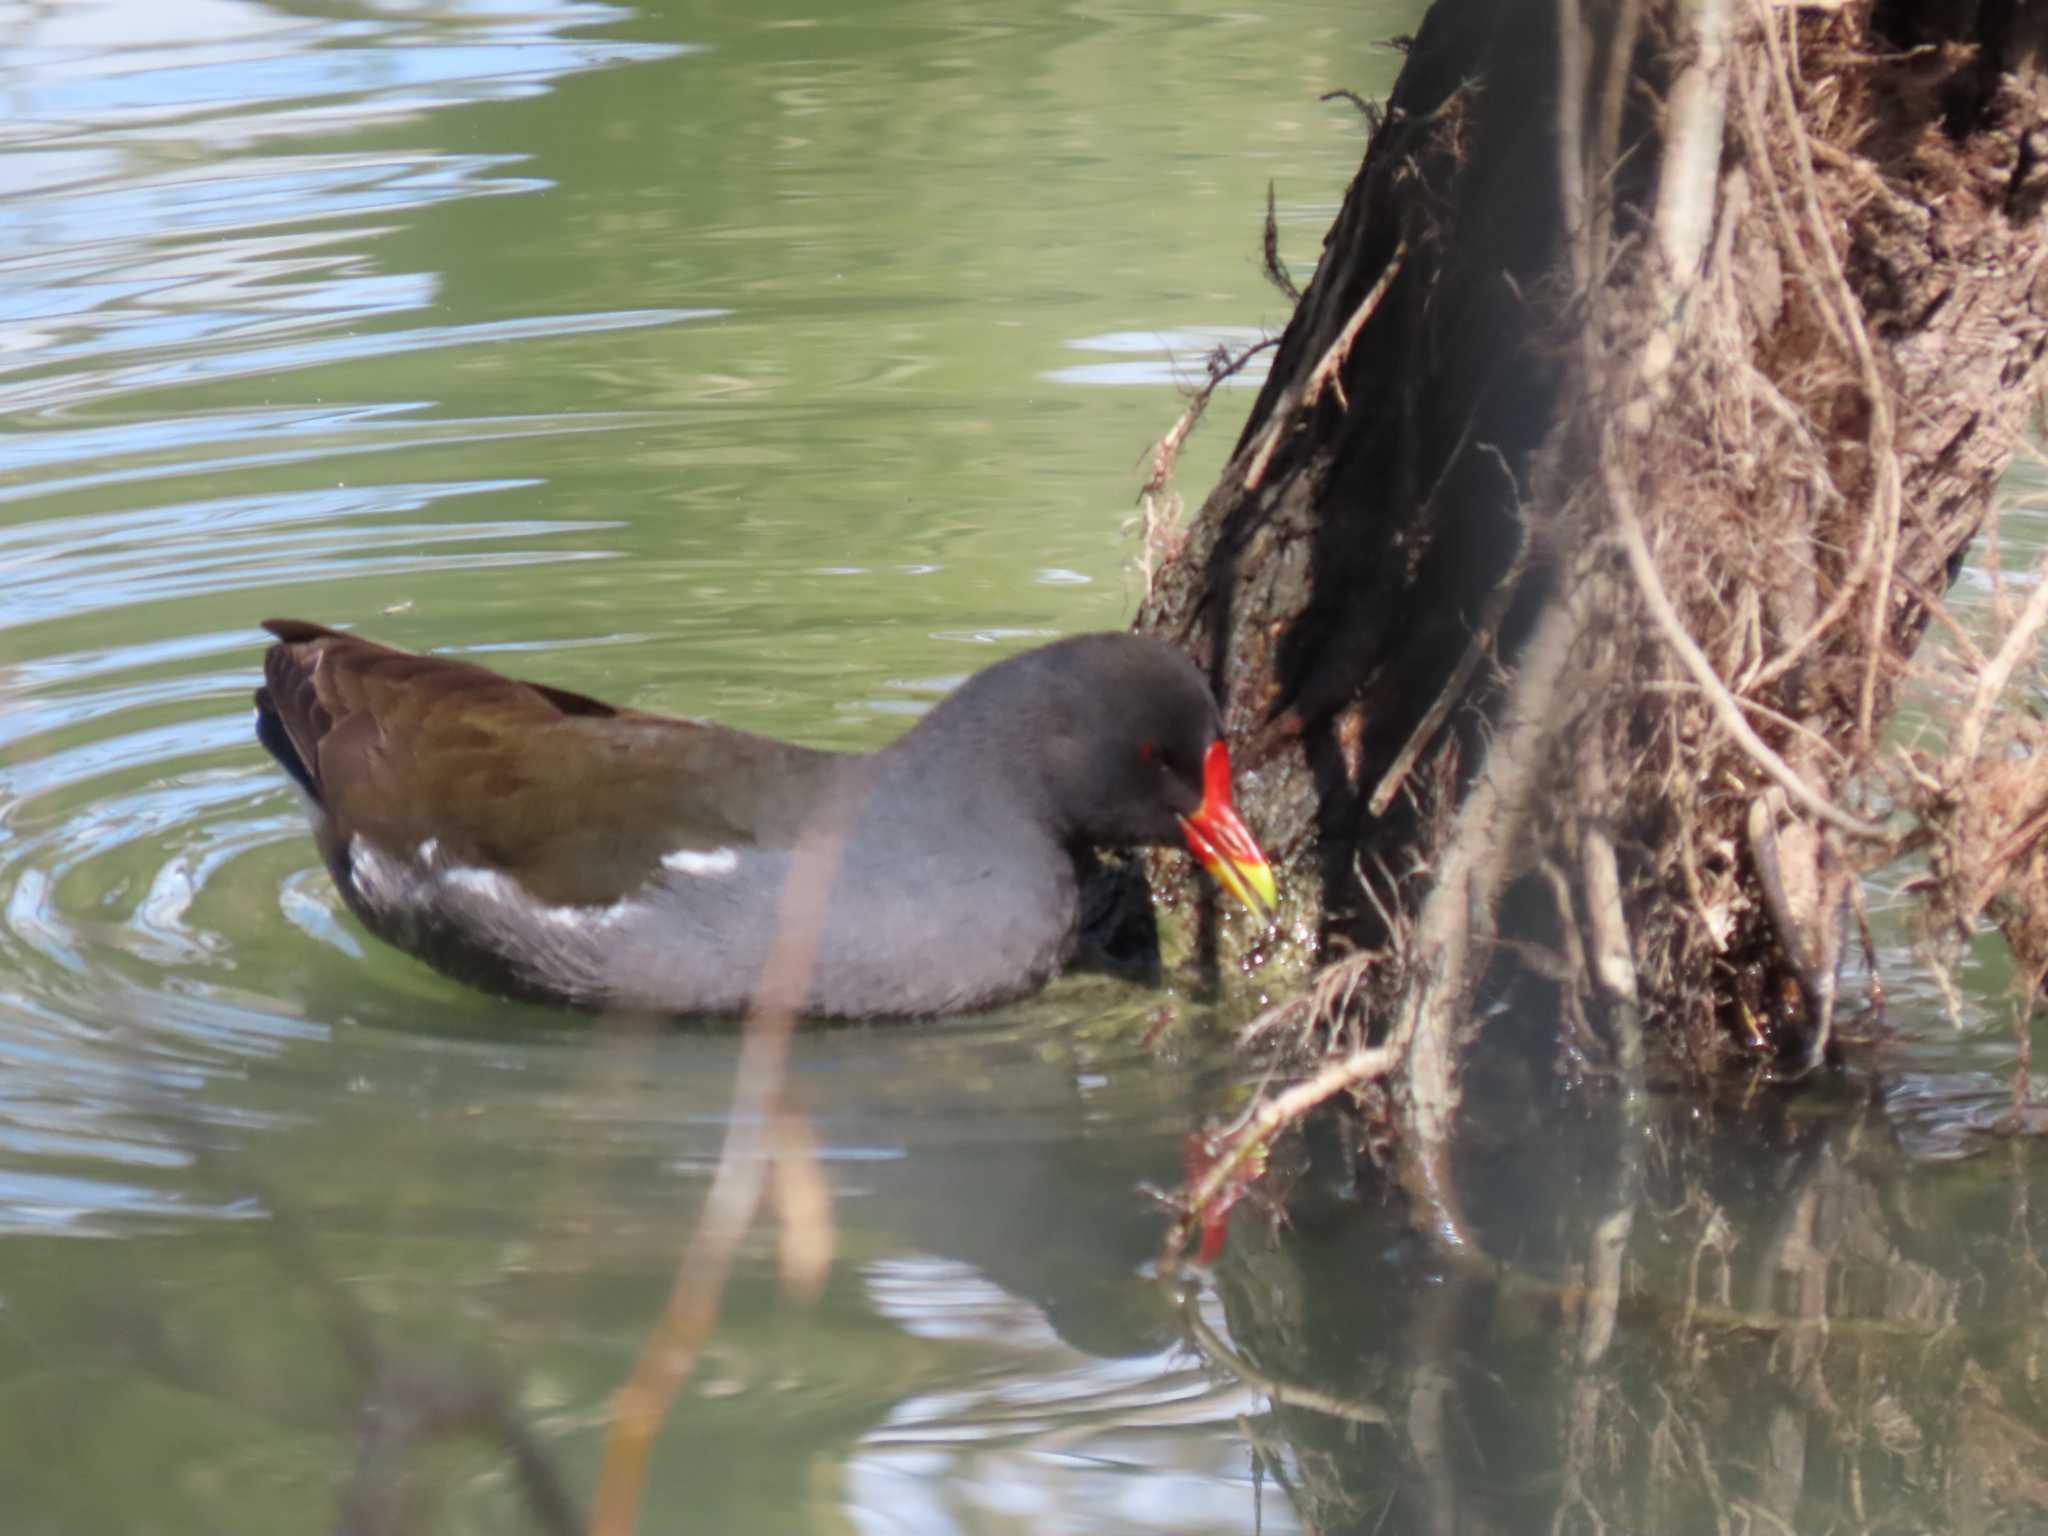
[255, 619, 845, 905]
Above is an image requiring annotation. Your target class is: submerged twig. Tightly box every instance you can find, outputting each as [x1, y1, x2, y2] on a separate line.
[1158, 1031, 1413, 1274]
[1182, 1290, 1393, 1426]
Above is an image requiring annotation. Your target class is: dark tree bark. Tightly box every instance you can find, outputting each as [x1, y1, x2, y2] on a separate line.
[1140, 0, 2048, 1097]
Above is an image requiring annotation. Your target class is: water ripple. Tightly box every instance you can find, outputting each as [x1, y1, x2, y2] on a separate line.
[4, 481, 626, 631]
[0, 0, 699, 1234]
[0, 305, 716, 415]
[4, 1, 676, 158]
[0, 403, 677, 505]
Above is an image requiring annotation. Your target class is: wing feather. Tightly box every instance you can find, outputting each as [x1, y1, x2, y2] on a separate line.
[255, 620, 844, 905]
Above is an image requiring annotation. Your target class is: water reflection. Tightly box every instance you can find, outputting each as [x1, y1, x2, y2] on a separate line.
[1197, 1067, 2048, 1535]
[1047, 326, 1273, 388]
[0, 1007, 1282, 1531]
[1, 0, 688, 410]
[854, 1264, 1286, 1536]
[2, 0, 669, 148]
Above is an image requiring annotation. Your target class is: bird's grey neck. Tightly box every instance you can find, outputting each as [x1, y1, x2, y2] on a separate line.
[866, 723, 1064, 843]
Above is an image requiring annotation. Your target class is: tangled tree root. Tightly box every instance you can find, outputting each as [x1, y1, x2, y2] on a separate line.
[1139, 0, 2048, 1251]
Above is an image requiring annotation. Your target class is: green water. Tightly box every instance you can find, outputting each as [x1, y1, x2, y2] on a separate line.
[0, 3, 1388, 1531]
[3, 3, 2044, 1533]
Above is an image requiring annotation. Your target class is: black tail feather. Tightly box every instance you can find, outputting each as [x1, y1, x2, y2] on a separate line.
[254, 687, 320, 800]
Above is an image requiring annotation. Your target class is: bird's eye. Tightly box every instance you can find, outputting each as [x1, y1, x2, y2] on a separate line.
[1137, 740, 1159, 767]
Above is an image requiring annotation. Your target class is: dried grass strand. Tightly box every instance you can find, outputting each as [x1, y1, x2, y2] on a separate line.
[1604, 429, 1886, 839]
[1752, 0, 1903, 743]
[590, 825, 844, 1536]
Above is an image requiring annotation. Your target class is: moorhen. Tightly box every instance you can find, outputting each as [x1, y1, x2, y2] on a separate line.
[255, 620, 1275, 1017]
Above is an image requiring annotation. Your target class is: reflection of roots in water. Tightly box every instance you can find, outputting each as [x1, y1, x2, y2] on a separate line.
[1197, 1099, 2048, 1536]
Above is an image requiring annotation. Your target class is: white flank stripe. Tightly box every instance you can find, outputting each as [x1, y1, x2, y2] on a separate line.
[443, 865, 517, 901]
[662, 847, 738, 877]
